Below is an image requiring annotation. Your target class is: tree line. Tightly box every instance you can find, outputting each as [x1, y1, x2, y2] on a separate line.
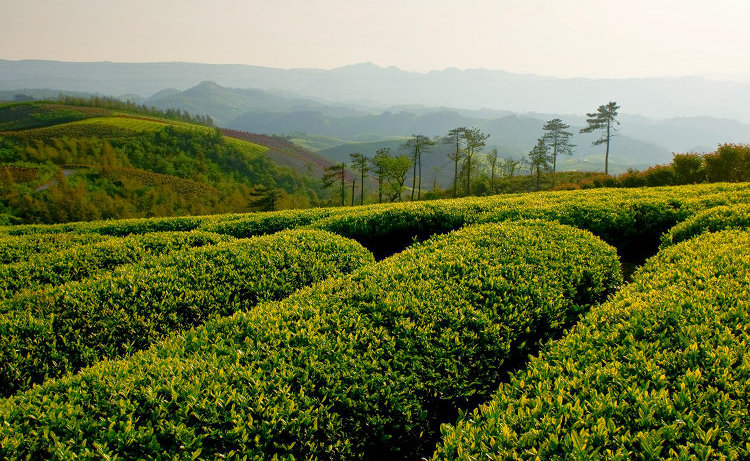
[56, 95, 216, 127]
[558, 143, 750, 190]
[322, 101, 621, 205]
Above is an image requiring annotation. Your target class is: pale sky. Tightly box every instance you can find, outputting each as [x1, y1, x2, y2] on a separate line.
[2, 0, 749, 80]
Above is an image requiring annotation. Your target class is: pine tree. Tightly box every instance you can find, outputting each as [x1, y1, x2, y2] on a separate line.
[487, 147, 499, 194]
[322, 163, 347, 206]
[528, 138, 552, 190]
[463, 127, 490, 195]
[402, 134, 435, 201]
[371, 147, 392, 203]
[580, 102, 620, 175]
[444, 127, 467, 197]
[350, 152, 370, 205]
[542, 118, 575, 187]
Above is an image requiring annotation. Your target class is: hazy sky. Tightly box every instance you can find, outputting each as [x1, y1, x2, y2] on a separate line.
[2, 0, 749, 79]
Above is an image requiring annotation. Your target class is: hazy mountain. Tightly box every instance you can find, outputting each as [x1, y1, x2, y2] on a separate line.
[3, 60, 750, 123]
[2, 62, 747, 174]
[146, 81, 360, 126]
[144, 82, 743, 163]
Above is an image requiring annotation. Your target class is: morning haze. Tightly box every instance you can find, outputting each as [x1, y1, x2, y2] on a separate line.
[2, 0, 749, 80]
[0, 0, 748, 178]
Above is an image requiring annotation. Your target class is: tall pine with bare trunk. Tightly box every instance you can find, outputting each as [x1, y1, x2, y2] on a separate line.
[444, 127, 466, 197]
[542, 118, 575, 187]
[322, 163, 347, 206]
[402, 134, 435, 201]
[580, 102, 619, 175]
[350, 152, 370, 205]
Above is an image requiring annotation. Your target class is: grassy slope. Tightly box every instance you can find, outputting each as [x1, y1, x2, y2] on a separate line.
[221, 128, 336, 179]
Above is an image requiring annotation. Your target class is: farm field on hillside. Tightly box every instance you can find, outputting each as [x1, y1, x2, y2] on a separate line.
[0, 182, 749, 458]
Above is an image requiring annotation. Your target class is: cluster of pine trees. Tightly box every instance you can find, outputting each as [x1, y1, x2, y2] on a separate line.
[321, 102, 623, 205]
[57, 95, 216, 127]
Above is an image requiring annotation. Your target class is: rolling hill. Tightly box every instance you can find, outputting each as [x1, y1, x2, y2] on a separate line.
[3, 71, 749, 176]
[0, 100, 336, 224]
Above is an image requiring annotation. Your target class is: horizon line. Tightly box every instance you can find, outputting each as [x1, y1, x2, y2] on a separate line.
[2, 58, 749, 83]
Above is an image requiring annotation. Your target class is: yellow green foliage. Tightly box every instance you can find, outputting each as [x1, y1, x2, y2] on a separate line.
[661, 203, 750, 248]
[0, 229, 373, 396]
[0, 231, 232, 300]
[0, 221, 620, 458]
[434, 229, 750, 460]
[0, 232, 109, 264]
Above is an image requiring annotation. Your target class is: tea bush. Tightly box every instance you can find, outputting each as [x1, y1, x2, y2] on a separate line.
[0, 221, 620, 459]
[0, 229, 373, 396]
[434, 230, 750, 459]
[199, 207, 339, 238]
[660, 203, 750, 248]
[0, 231, 232, 300]
[0, 232, 109, 264]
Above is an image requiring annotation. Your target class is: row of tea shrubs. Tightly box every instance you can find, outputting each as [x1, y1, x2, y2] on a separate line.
[0, 185, 749, 457]
[3, 183, 749, 261]
[0, 221, 621, 458]
[0, 231, 232, 300]
[0, 229, 374, 397]
[434, 228, 750, 459]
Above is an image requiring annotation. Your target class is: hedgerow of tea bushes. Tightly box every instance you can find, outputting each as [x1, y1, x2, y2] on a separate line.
[198, 207, 339, 238]
[474, 195, 688, 263]
[310, 199, 492, 258]
[88, 215, 209, 236]
[0, 229, 373, 397]
[0, 232, 109, 264]
[660, 203, 750, 248]
[0, 214, 210, 236]
[0, 231, 232, 300]
[434, 229, 750, 460]
[0, 221, 620, 459]
[311, 183, 750, 261]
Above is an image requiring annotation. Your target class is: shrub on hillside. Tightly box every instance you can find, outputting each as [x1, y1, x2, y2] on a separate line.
[704, 143, 750, 182]
[672, 153, 704, 184]
[642, 164, 676, 186]
[0, 221, 620, 459]
[660, 203, 750, 248]
[0, 229, 373, 396]
[434, 230, 750, 459]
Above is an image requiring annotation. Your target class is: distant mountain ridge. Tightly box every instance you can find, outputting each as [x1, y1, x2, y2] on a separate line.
[1, 61, 748, 176]
[2, 60, 750, 123]
[143, 81, 746, 160]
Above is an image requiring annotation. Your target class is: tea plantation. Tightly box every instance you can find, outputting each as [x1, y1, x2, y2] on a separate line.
[0, 182, 748, 459]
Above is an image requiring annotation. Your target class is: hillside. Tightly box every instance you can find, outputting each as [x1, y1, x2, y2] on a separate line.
[4, 78, 749, 177]
[0, 100, 335, 224]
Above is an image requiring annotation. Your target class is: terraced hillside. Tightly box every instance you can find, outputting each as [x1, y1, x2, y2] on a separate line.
[0, 101, 336, 224]
[0, 182, 748, 459]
